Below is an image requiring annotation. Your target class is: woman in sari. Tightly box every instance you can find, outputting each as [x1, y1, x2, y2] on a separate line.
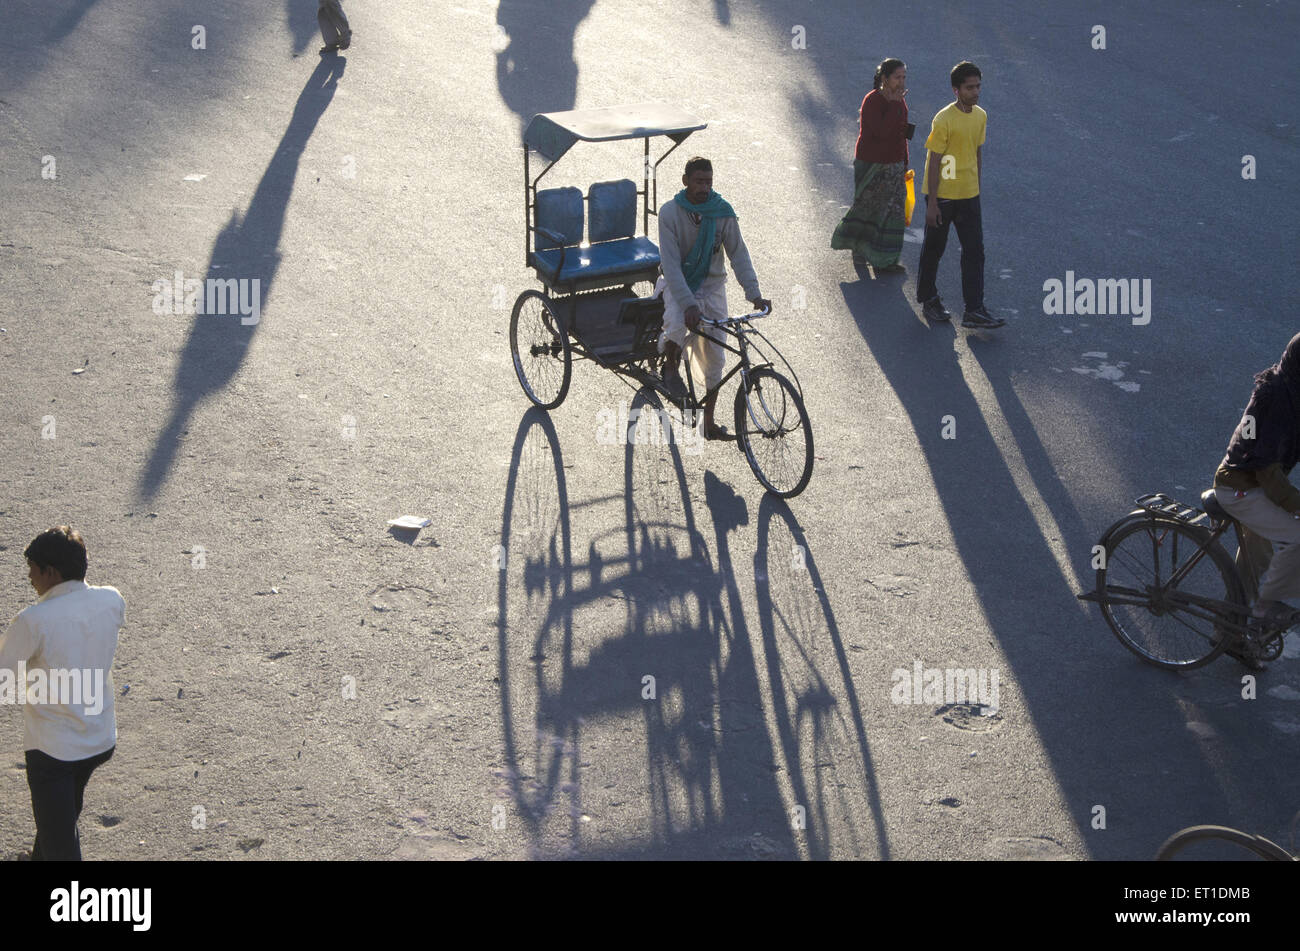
[832, 58, 909, 271]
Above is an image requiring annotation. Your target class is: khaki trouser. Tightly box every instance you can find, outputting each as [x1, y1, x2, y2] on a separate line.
[318, 0, 351, 45]
[1215, 486, 1300, 604]
[656, 276, 727, 395]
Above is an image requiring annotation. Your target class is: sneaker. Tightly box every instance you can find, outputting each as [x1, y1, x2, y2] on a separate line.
[922, 297, 952, 322]
[338, 31, 352, 51]
[876, 262, 906, 273]
[962, 305, 1006, 329]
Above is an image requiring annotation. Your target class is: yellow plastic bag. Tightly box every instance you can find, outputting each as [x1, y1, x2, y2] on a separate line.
[904, 169, 916, 226]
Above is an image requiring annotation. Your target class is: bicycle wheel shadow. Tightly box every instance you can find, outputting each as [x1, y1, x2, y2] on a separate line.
[752, 491, 891, 860]
[495, 408, 578, 851]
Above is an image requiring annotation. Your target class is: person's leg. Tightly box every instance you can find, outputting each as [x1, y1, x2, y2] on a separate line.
[25, 749, 82, 861]
[327, 1, 351, 47]
[73, 747, 113, 820]
[950, 196, 985, 311]
[687, 283, 730, 437]
[1216, 487, 1300, 606]
[1234, 524, 1274, 601]
[915, 195, 951, 304]
[657, 283, 689, 399]
[318, 2, 341, 48]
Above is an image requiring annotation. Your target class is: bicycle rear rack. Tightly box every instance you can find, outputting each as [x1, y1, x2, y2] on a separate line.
[1134, 493, 1211, 527]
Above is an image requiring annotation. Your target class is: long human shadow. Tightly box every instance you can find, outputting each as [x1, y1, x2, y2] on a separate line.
[495, 0, 595, 133]
[138, 56, 345, 501]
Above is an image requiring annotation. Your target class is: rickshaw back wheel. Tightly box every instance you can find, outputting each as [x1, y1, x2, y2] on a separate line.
[510, 289, 572, 410]
[734, 367, 814, 498]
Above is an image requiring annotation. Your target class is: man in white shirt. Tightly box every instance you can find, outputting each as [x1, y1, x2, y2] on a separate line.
[658, 157, 771, 441]
[0, 526, 122, 860]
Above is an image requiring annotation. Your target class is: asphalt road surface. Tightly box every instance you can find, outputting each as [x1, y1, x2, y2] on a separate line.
[1, 0, 1297, 860]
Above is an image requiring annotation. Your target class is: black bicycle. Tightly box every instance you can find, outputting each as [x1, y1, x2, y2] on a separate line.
[1078, 490, 1298, 669]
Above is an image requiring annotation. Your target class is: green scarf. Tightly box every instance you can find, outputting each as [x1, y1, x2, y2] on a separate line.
[674, 190, 736, 292]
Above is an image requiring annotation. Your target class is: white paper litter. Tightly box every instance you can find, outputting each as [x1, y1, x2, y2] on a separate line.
[387, 516, 430, 529]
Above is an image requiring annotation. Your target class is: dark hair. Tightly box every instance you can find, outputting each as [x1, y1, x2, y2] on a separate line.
[684, 156, 712, 178]
[873, 58, 905, 91]
[24, 526, 88, 582]
[951, 61, 981, 90]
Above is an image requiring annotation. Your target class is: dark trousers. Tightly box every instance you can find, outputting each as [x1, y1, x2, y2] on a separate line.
[916, 194, 984, 311]
[26, 746, 114, 861]
[318, 0, 351, 44]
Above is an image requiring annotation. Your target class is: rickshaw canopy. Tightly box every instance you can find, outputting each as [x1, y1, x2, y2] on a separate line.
[523, 103, 707, 162]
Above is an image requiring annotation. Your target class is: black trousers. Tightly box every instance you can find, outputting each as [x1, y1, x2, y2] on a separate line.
[916, 194, 985, 311]
[26, 746, 114, 861]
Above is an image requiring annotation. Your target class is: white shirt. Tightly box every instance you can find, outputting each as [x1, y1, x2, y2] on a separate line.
[0, 580, 122, 760]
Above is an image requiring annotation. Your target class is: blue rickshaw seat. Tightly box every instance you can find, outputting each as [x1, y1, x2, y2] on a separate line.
[528, 236, 661, 285]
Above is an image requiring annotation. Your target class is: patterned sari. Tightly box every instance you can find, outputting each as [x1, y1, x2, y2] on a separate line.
[831, 159, 906, 267]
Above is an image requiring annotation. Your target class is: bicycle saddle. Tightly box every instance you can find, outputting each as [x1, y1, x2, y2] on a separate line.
[1201, 488, 1232, 523]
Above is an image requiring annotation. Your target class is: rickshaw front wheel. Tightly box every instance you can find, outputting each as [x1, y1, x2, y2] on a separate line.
[510, 289, 572, 410]
[734, 367, 814, 498]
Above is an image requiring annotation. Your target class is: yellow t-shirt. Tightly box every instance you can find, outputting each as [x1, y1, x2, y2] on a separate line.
[921, 102, 986, 199]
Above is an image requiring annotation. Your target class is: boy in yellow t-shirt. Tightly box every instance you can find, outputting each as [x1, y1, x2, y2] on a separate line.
[916, 61, 1005, 330]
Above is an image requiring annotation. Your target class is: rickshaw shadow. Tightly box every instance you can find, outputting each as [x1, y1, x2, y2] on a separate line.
[752, 491, 891, 860]
[497, 391, 787, 858]
[138, 56, 345, 500]
[495, 390, 890, 858]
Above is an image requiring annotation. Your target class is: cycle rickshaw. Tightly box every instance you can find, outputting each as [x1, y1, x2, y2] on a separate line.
[508, 102, 814, 498]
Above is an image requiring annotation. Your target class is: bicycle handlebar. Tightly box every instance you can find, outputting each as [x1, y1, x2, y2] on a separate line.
[700, 303, 772, 328]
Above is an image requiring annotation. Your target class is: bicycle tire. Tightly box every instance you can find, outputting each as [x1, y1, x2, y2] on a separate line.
[1156, 824, 1296, 861]
[1097, 516, 1246, 670]
[733, 367, 814, 498]
[510, 290, 572, 410]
